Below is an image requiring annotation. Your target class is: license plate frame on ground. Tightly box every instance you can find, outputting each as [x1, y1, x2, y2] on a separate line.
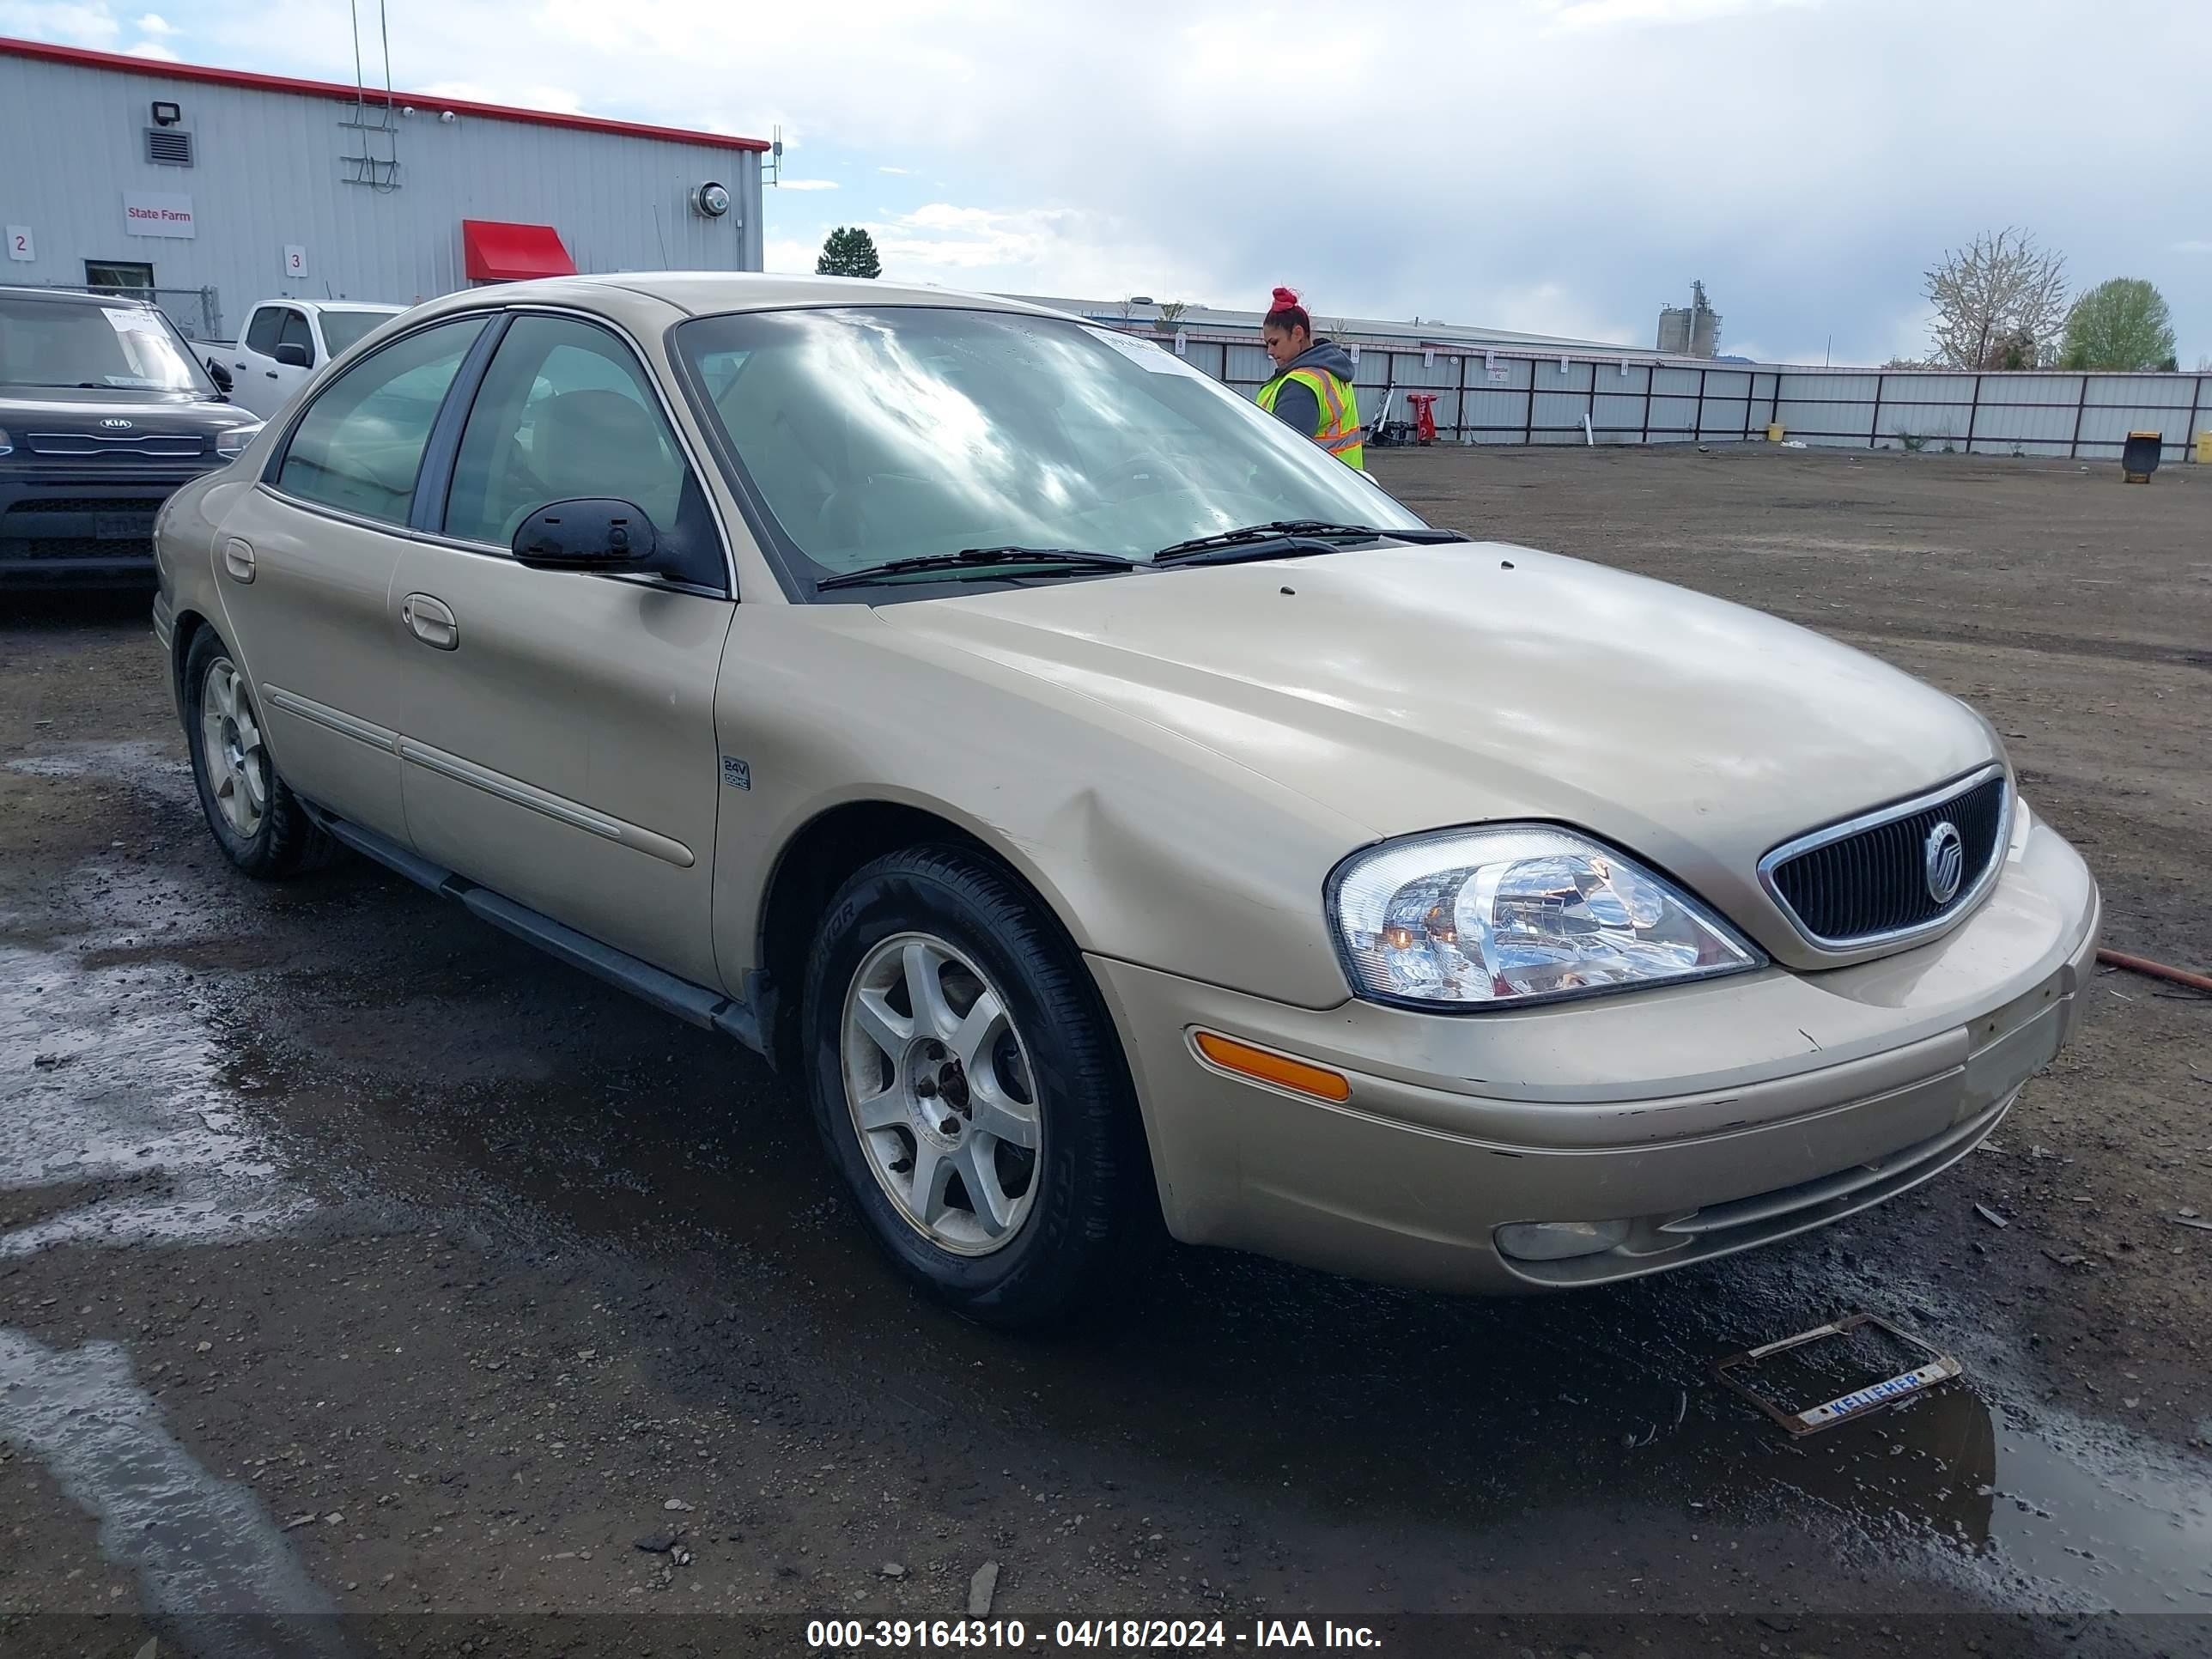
[1714, 1312, 1961, 1436]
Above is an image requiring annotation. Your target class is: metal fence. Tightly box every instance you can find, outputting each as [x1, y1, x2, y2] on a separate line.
[1137, 329, 2209, 462]
[27, 283, 224, 345]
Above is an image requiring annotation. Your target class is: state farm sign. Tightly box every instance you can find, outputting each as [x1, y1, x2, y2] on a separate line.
[123, 192, 196, 239]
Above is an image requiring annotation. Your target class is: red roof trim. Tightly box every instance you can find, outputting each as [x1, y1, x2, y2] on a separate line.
[0, 34, 770, 152]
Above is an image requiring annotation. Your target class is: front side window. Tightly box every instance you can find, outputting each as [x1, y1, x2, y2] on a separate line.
[672, 306, 1423, 586]
[244, 307, 284, 356]
[442, 313, 718, 586]
[276, 308, 314, 364]
[0, 295, 212, 393]
[275, 316, 487, 524]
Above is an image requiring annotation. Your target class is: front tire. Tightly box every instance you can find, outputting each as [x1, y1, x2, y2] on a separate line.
[182, 627, 333, 879]
[802, 845, 1159, 1328]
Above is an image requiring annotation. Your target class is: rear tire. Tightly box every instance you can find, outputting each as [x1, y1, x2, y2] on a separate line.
[802, 845, 1160, 1328]
[182, 627, 334, 879]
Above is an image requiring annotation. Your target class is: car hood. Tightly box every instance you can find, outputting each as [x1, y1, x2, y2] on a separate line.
[0, 384, 256, 428]
[877, 540, 2004, 969]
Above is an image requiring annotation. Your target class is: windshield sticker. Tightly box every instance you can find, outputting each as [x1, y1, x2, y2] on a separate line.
[1082, 325, 1204, 377]
[103, 307, 170, 337]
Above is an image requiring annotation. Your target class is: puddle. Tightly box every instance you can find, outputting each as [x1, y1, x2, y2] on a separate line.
[0, 942, 313, 1258]
[0, 1328, 354, 1656]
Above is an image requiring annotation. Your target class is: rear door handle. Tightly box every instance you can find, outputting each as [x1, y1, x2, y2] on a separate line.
[401, 592, 459, 650]
[222, 538, 255, 583]
[264, 371, 280, 380]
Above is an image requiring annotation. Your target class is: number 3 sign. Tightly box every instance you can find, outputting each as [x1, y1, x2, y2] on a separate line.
[284, 244, 307, 277]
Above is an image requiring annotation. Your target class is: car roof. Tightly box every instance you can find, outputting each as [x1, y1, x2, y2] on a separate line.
[397, 272, 1072, 328]
[0, 285, 156, 310]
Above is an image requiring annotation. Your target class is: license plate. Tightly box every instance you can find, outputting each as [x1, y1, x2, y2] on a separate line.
[94, 514, 153, 541]
[1714, 1312, 1961, 1436]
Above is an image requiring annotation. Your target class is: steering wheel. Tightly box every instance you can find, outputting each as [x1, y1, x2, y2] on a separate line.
[817, 471, 939, 546]
[1096, 452, 1186, 498]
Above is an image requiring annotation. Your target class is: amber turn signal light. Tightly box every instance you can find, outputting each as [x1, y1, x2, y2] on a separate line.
[1192, 1032, 1352, 1103]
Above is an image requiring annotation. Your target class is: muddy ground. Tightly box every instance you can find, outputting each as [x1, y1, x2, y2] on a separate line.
[2, 444, 2208, 1659]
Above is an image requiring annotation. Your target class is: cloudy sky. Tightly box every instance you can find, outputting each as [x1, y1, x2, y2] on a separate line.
[5, 0, 2206, 365]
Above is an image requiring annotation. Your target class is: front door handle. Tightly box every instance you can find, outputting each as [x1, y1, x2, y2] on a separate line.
[222, 538, 255, 583]
[401, 592, 459, 650]
[265, 371, 280, 380]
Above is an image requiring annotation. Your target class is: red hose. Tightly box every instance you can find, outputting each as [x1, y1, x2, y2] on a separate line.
[2098, 948, 2212, 994]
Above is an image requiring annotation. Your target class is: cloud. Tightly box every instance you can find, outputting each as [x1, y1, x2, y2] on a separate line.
[134, 9, 174, 29]
[1541, 0, 1821, 28]
[777, 178, 840, 191]
[5, 0, 2201, 366]
[0, 1, 122, 43]
[125, 36, 177, 56]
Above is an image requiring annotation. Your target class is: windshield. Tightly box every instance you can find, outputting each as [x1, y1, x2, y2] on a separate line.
[319, 309, 394, 357]
[0, 295, 213, 392]
[672, 306, 1426, 581]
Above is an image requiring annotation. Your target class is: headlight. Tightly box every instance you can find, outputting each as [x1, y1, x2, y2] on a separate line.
[1329, 825, 1762, 1008]
[0, 426, 13, 457]
[215, 423, 262, 459]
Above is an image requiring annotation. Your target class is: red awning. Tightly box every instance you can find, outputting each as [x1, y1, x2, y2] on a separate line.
[461, 220, 576, 282]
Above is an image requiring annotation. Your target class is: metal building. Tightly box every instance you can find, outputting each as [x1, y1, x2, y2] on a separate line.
[0, 36, 768, 343]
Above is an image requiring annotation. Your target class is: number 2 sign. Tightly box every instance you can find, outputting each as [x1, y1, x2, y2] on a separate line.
[284, 244, 307, 278]
[5, 226, 33, 263]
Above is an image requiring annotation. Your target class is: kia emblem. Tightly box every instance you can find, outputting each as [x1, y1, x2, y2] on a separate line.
[100, 417, 135, 429]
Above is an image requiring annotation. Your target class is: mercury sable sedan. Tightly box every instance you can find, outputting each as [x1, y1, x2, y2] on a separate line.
[150, 274, 2100, 1327]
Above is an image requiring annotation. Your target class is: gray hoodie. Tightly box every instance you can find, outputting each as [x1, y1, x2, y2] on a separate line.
[1261, 338, 1359, 440]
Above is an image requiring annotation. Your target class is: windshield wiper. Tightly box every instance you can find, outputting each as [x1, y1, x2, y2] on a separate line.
[816, 545, 1137, 591]
[1152, 520, 1466, 564]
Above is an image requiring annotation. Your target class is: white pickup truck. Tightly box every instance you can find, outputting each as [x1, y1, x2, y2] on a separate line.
[198, 300, 406, 419]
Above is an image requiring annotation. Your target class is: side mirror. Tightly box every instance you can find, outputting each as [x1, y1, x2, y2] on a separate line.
[512, 498, 658, 571]
[204, 357, 234, 394]
[273, 343, 312, 368]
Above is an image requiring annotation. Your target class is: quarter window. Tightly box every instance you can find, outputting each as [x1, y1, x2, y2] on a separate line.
[442, 313, 717, 586]
[276, 316, 487, 525]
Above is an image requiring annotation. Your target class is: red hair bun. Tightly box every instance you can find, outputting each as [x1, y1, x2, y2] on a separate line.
[1270, 285, 1301, 309]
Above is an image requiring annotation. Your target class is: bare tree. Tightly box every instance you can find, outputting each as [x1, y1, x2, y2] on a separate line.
[1921, 228, 2068, 369]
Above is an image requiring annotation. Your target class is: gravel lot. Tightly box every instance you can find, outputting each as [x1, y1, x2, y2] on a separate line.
[3, 443, 2208, 1658]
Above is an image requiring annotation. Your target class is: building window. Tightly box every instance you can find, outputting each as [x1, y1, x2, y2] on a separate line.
[144, 127, 195, 167]
[85, 260, 155, 291]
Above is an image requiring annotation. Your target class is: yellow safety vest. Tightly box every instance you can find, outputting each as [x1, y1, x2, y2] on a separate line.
[1256, 363, 1365, 470]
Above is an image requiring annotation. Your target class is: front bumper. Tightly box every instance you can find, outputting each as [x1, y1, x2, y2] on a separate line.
[0, 472, 209, 586]
[1091, 814, 2100, 1293]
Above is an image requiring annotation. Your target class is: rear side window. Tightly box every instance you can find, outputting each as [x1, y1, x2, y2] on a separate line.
[244, 307, 283, 356]
[276, 317, 487, 524]
[276, 308, 314, 364]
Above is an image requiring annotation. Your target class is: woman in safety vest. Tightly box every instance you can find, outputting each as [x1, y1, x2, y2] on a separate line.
[1255, 286, 1364, 470]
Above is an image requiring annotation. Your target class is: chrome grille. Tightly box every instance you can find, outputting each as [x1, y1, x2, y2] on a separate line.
[1762, 770, 2008, 948]
[27, 431, 207, 459]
